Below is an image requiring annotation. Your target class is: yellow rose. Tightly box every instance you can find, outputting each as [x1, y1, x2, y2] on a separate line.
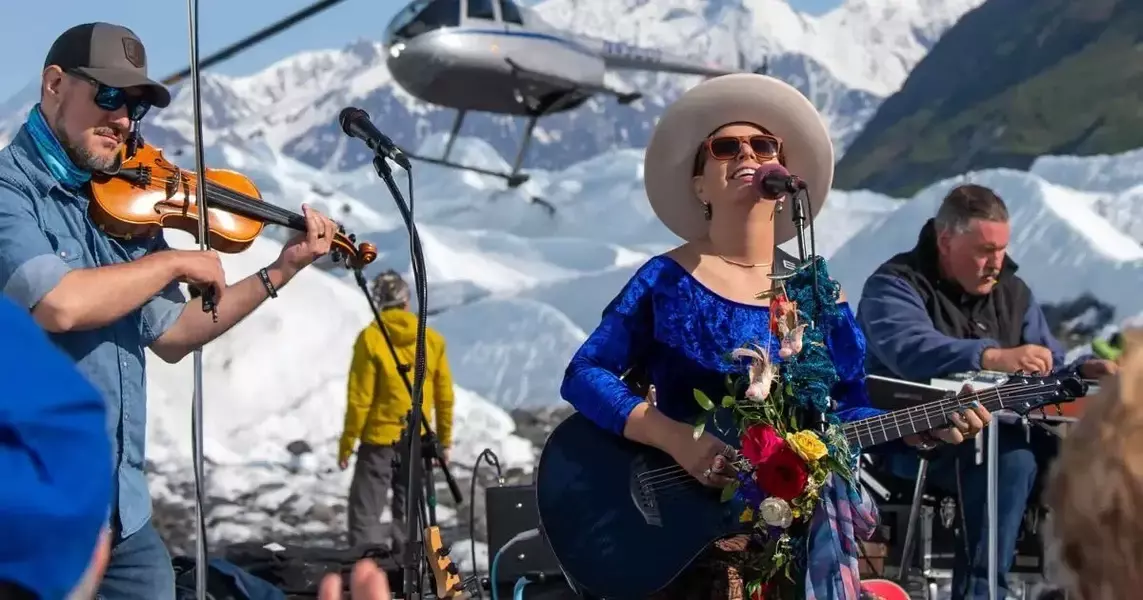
[739, 507, 754, 523]
[787, 431, 828, 462]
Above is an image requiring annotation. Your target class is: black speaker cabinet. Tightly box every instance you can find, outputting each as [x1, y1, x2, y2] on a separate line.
[485, 484, 563, 583]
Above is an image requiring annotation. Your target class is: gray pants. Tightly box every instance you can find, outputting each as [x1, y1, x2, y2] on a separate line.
[347, 443, 409, 551]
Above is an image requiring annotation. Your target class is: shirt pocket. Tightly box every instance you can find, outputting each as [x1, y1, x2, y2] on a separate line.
[45, 231, 87, 267]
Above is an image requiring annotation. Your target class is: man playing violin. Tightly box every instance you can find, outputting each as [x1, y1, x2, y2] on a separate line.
[0, 22, 341, 600]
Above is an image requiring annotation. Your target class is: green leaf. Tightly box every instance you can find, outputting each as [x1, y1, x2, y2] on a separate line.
[692, 419, 706, 440]
[720, 480, 740, 503]
[721, 395, 736, 408]
[693, 389, 715, 411]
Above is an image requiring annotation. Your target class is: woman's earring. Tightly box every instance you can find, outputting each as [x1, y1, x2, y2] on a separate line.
[703, 202, 712, 220]
[775, 198, 785, 213]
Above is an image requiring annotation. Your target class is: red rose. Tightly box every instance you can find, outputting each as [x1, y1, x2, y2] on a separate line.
[754, 445, 809, 501]
[750, 583, 770, 599]
[741, 424, 784, 466]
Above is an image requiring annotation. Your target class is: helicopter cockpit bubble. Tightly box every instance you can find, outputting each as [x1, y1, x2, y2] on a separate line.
[382, 0, 460, 48]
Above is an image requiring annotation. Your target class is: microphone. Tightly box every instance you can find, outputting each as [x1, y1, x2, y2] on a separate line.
[752, 164, 806, 199]
[338, 107, 411, 170]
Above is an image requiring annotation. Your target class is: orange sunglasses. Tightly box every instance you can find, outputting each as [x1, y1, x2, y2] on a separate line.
[702, 134, 782, 160]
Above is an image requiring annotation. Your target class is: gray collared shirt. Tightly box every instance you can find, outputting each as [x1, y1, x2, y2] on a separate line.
[0, 126, 187, 539]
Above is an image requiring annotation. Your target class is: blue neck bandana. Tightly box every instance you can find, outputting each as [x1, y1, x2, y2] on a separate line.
[25, 104, 91, 190]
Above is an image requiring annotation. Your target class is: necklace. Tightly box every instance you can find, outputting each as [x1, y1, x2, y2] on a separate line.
[716, 254, 773, 269]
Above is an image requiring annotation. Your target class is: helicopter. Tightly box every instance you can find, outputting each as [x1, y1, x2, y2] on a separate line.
[161, 0, 765, 186]
[383, 0, 765, 186]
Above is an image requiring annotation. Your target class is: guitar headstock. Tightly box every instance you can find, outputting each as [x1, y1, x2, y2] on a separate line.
[1001, 371, 1090, 415]
[424, 525, 468, 599]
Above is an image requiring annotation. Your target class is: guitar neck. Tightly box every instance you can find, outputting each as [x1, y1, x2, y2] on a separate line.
[843, 382, 1038, 448]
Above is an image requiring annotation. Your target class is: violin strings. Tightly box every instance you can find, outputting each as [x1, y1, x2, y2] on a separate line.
[141, 173, 355, 254]
[145, 173, 296, 225]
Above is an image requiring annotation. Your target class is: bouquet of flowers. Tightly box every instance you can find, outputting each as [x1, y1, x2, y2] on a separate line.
[691, 258, 857, 597]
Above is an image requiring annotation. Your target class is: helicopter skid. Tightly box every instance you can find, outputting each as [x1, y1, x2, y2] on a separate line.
[400, 64, 595, 195]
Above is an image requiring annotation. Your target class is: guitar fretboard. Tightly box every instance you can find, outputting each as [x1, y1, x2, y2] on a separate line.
[841, 379, 1062, 449]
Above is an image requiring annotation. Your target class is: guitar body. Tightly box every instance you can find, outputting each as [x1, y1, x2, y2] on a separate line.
[860, 579, 911, 600]
[536, 375, 1086, 599]
[536, 412, 750, 599]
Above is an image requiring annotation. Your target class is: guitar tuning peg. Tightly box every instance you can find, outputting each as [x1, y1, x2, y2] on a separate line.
[439, 543, 451, 556]
[445, 563, 459, 575]
[349, 232, 357, 242]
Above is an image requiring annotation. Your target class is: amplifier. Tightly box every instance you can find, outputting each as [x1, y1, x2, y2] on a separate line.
[485, 484, 563, 584]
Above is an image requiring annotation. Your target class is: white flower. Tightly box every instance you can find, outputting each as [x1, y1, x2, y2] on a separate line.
[760, 497, 793, 528]
[778, 324, 807, 359]
[732, 345, 777, 401]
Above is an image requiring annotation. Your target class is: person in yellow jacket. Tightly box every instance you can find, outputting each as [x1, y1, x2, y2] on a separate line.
[338, 270, 455, 550]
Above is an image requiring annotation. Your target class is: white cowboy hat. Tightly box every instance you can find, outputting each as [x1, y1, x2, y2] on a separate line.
[643, 73, 834, 245]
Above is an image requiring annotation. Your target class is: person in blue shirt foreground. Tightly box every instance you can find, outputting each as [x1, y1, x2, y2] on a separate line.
[0, 294, 111, 599]
[857, 184, 1118, 600]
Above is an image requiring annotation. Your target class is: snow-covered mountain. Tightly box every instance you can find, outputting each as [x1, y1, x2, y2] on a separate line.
[0, 0, 981, 172]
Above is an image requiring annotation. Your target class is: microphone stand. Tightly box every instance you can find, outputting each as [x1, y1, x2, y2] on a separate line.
[782, 187, 830, 433]
[366, 155, 452, 599]
[184, 2, 216, 599]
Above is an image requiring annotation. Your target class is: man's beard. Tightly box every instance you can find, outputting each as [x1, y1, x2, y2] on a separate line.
[51, 109, 122, 173]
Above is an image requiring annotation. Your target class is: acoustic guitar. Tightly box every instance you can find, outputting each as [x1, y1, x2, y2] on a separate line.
[535, 372, 1086, 599]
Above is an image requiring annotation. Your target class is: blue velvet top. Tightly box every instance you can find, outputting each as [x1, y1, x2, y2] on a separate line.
[561, 255, 884, 436]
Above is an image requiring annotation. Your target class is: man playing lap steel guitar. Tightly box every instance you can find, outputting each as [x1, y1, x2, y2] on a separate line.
[856, 185, 1117, 600]
[0, 22, 341, 600]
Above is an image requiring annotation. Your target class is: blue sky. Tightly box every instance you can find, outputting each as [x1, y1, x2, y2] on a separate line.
[0, 0, 842, 102]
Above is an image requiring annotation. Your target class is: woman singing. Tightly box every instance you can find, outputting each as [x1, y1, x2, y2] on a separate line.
[560, 73, 991, 599]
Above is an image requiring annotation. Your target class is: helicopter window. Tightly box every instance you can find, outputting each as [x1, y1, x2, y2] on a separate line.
[499, 0, 523, 24]
[467, 0, 496, 20]
[389, 0, 460, 40]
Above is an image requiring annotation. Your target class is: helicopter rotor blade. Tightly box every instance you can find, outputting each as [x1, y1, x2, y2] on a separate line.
[162, 0, 351, 86]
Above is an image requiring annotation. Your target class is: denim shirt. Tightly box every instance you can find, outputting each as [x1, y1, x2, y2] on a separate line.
[0, 126, 187, 540]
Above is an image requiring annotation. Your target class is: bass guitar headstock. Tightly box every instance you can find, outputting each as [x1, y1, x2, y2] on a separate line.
[424, 525, 471, 599]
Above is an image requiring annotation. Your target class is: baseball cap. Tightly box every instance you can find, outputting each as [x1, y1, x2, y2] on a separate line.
[44, 22, 171, 108]
[0, 295, 111, 599]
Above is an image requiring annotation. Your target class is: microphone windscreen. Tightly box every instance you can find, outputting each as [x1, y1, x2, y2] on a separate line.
[338, 107, 366, 133]
[752, 163, 790, 198]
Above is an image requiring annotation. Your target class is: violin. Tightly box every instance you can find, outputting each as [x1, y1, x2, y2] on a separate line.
[88, 141, 378, 270]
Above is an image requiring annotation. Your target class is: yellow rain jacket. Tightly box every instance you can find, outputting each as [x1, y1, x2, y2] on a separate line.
[339, 309, 455, 463]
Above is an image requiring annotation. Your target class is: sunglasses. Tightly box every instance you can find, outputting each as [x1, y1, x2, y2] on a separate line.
[66, 70, 152, 121]
[703, 134, 782, 161]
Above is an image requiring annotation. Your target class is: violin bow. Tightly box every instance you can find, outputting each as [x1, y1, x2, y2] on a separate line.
[183, 0, 212, 598]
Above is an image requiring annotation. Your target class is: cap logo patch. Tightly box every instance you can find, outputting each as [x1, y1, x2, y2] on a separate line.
[122, 38, 145, 68]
